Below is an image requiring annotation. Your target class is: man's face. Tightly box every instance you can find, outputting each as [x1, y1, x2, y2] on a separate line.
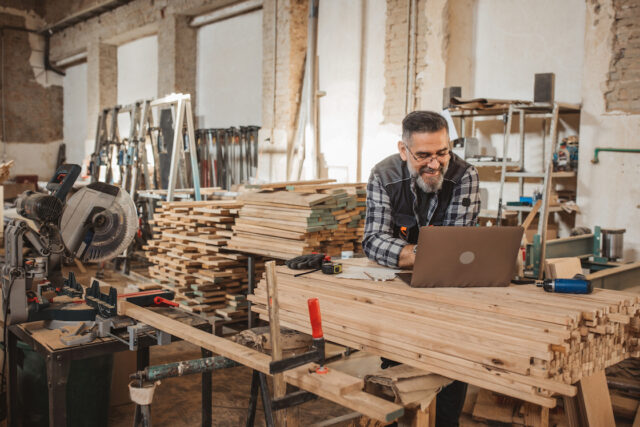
[397, 128, 451, 193]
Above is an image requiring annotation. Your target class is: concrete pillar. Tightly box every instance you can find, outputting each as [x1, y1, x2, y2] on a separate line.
[415, 0, 448, 112]
[157, 14, 197, 103]
[258, 0, 308, 181]
[86, 41, 117, 143]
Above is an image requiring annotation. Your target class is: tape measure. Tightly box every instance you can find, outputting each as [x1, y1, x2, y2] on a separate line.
[321, 262, 342, 275]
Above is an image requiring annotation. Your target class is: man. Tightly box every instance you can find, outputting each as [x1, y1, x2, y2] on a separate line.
[363, 110, 480, 426]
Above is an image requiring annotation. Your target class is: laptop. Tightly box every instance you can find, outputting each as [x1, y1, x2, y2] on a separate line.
[397, 226, 524, 288]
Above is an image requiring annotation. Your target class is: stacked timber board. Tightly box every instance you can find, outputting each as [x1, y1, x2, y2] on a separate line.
[143, 200, 263, 320]
[227, 184, 366, 259]
[249, 264, 640, 407]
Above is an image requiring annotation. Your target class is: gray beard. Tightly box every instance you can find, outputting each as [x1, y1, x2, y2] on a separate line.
[407, 162, 448, 193]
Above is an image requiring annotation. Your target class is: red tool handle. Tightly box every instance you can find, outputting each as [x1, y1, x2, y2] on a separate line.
[154, 296, 179, 307]
[307, 298, 323, 339]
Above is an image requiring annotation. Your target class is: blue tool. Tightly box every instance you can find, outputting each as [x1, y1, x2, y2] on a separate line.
[537, 274, 593, 294]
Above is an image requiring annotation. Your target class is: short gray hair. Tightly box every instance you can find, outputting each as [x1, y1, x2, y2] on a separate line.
[402, 111, 449, 146]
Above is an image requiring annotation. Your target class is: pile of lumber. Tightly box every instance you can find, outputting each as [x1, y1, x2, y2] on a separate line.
[249, 262, 640, 407]
[227, 183, 366, 259]
[143, 200, 264, 320]
[0, 160, 14, 184]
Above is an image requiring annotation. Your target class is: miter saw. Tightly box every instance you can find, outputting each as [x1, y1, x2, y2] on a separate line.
[1, 163, 138, 325]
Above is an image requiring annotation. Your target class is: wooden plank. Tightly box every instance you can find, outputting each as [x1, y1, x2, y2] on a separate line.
[266, 261, 286, 426]
[587, 261, 640, 281]
[239, 191, 334, 207]
[251, 302, 575, 396]
[252, 287, 552, 365]
[633, 405, 640, 427]
[119, 301, 271, 371]
[545, 257, 582, 279]
[576, 371, 615, 427]
[253, 306, 558, 408]
[276, 267, 576, 325]
[253, 178, 336, 190]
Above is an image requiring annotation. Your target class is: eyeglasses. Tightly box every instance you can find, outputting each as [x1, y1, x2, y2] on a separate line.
[403, 143, 450, 163]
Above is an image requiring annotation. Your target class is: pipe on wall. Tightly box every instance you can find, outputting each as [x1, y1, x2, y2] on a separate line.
[356, 0, 368, 182]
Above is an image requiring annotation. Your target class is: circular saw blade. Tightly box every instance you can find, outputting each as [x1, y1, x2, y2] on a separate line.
[84, 189, 137, 262]
[62, 186, 138, 263]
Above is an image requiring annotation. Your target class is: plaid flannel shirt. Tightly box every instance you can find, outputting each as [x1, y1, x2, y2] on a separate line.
[363, 163, 481, 267]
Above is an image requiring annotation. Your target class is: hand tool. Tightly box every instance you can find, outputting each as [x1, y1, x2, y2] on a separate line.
[537, 274, 593, 294]
[321, 262, 342, 275]
[288, 254, 342, 277]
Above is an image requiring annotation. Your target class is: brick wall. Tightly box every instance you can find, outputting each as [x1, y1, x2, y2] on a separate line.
[0, 9, 62, 143]
[383, 0, 410, 124]
[383, 0, 437, 123]
[49, 0, 238, 61]
[605, 0, 640, 113]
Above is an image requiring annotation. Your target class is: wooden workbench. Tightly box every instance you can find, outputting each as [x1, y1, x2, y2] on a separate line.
[6, 306, 212, 427]
[248, 258, 640, 426]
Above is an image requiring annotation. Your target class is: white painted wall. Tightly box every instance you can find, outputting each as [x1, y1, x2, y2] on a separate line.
[3, 142, 63, 178]
[117, 35, 158, 138]
[196, 10, 262, 128]
[446, 0, 585, 226]
[472, 0, 585, 104]
[318, 0, 399, 184]
[318, 1, 359, 182]
[360, 0, 401, 182]
[63, 62, 89, 167]
[577, 0, 640, 262]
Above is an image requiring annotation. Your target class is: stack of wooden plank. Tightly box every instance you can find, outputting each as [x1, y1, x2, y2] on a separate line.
[227, 184, 366, 259]
[249, 263, 640, 407]
[286, 182, 366, 257]
[143, 200, 264, 319]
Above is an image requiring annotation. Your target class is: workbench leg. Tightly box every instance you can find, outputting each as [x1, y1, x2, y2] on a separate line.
[201, 329, 213, 427]
[246, 370, 274, 427]
[137, 347, 150, 371]
[563, 396, 580, 427]
[133, 404, 152, 427]
[246, 370, 260, 426]
[7, 329, 19, 426]
[214, 320, 223, 337]
[397, 406, 429, 427]
[538, 406, 549, 427]
[46, 353, 71, 427]
[258, 372, 274, 427]
[247, 254, 255, 329]
[428, 398, 436, 427]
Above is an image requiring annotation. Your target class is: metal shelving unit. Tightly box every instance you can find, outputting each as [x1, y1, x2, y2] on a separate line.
[449, 101, 581, 229]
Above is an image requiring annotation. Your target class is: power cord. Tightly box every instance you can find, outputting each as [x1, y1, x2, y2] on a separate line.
[1, 274, 17, 388]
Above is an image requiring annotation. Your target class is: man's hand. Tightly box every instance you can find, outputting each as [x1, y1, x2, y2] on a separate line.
[398, 244, 416, 268]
